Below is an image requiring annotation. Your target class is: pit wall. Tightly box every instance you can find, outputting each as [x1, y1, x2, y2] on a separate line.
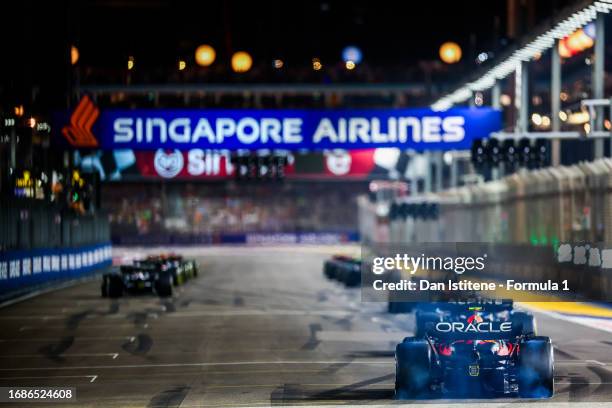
[358, 158, 612, 301]
[360, 158, 612, 245]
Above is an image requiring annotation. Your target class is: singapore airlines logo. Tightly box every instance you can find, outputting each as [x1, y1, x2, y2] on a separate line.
[154, 149, 184, 178]
[62, 95, 100, 147]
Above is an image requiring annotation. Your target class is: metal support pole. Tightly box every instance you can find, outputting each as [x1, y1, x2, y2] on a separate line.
[10, 127, 16, 169]
[491, 81, 504, 177]
[434, 151, 443, 191]
[409, 152, 419, 195]
[492, 81, 501, 110]
[551, 40, 562, 166]
[593, 13, 605, 158]
[468, 91, 475, 108]
[450, 152, 458, 188]
[424, 151, 432, 193]
[516, 61, 529, 134]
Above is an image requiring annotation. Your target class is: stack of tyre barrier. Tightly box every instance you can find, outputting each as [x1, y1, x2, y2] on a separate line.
[323, 255, 362, 287]
[101, 254, 198, 298]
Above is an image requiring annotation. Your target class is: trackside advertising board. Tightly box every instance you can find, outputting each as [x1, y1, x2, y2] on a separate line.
[58, 100, 501, 151]
[0, 243, 112, 298]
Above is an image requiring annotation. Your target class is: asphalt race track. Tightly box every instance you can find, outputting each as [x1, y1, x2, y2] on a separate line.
[0, 246, 611, 407]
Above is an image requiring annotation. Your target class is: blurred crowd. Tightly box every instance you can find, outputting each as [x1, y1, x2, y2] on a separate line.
[102, 182, 364, 237]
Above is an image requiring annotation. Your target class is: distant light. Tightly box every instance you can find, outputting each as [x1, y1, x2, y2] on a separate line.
[443, 151, 453, 166]
[127, 56, 134, 70]
[585, 57, 592, 66]
[559, 26, 594, 59]
[584, 22, 596, 39]
[476, 52, 488, 63]
[273, 59, 284, 69]
[178, 60, 186, 71]
[474, 92, 483, 106]
[558, 40, 572, 58]
[342, 46, 362, 64]
[605, 119, 611, 130]
[70, 46, 79, 65]
[312, 58, 322, 71]
[532, 95, 542, 106]
[345, 60, 356, 70]
[500, 94, 511, 106]
[195, 44, 216, 67]
[541, 115, 551, 128]
[27, 117, 36, 128]
[531, 113, 543, 126]
[559, 111, 568, 121]
[439, 42, 462, 64]
[231, 51, 252, 73]
[14, 105, 24, 117]
[560, 91, 569, 101]
[567, 110, 589, 125]
[533, 51, 542, 61]
[584, 123, 591, 133]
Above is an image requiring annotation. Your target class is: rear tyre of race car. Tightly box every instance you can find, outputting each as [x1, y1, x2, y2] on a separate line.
[344, 270, 361, 287]
[512, 312, 537, 335]
[395, 337, 432, 399]
[101, 276, 108, 297]
[103, 274, 123, 298]
[155, 273, 173, 298]
[323, 261, 336, 280]
[518, 337, 554, 398]
[173, 270, 184, 286]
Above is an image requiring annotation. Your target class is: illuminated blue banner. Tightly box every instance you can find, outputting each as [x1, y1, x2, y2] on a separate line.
[0, 244, 112, 297]
[64, 107, 502, 151]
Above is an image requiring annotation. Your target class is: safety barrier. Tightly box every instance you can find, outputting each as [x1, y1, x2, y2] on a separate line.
[0, 243, 112, 300]
[358, 159, 612, 301]
[361, 158, 612, 245]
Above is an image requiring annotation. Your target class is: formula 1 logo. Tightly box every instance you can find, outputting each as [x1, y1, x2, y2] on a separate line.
[154, 149, 184, 178]
[62, 95, 100, 147]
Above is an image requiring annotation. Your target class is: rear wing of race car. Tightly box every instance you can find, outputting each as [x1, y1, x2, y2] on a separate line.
[419, 299, 514, 314]
[120, 264, 157, 274]
[425, 320, 524, 341]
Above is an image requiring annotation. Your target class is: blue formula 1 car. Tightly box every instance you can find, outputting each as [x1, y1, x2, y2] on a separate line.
[323, 255, 362, 287]
[395, 302, 553, 399]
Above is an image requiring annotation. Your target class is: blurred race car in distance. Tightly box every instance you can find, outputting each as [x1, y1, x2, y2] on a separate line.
[396, 301, 553, 399]
[138, 253, 198, 285]
[101, 253, 198, 298]
[323, 255, 361, 287]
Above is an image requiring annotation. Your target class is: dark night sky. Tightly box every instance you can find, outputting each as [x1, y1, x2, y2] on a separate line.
[1, 0, 575, 109]
[73, 1, 509, 66]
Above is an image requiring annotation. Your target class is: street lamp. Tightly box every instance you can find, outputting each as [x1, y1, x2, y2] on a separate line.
[195, 44, 216, 67]
[71, 46, 79, 65]
[439, 42, 462, 64]
[231, 51, 252, 73]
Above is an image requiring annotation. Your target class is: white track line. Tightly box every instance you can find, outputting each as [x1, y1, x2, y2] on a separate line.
[0, 375, 98, 382]
[519, 304, 612, 334]
[0, 360, 392, 372]
[0, 353, 118, 359]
